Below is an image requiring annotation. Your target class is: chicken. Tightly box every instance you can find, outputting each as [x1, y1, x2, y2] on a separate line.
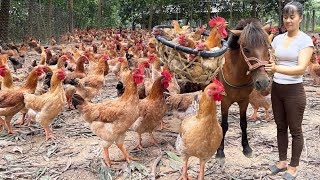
[205, 17, 228, 49]
[131, 72, 171, 149]
[0, 66, 45, 134]
[177, 35, 196, 49]
[8, 57, 24, 72]
[172, 20, 190, 34]
[0, 65, 14, 90]
[48, 55, 69, 72]
[50, 36, 57, 46]
[64, 55, 88, 83]
[268, 27, 277, 43]
[68, 55, 109, 102]
[71, 68, 144, 167]
[188, 25, 205, 42]
[165, 91, 201, 119]
[248, 89, 272, 121]
[162, 65, 180, 94]
[24, 69, 66, 140]
[308, 51, 320, 84]
[175, 79, 225, 180]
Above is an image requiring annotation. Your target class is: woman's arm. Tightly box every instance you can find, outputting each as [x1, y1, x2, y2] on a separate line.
[265, 47, 314, 75]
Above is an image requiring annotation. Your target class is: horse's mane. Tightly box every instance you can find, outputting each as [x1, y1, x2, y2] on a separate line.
[228, 18, 270, 50]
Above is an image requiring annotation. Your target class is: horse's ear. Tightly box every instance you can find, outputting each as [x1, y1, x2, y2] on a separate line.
[262, 23, 271, 32]
[230, 30, 242, 36]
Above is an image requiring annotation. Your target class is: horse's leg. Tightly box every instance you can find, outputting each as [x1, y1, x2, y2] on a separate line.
[216, 101, 232, 158]
[239, 100, 253, 157]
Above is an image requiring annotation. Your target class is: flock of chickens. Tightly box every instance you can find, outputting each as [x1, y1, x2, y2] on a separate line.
[0, 17, 319, 179]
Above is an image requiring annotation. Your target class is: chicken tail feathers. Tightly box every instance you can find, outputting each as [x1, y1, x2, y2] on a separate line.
[72, 94, 85, 109]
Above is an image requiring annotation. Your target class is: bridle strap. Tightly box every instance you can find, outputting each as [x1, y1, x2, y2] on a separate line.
[240, 45, 270, 71]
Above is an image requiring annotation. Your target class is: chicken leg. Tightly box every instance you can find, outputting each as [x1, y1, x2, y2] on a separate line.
[198, 161, 206, 180]
[133, 134, 144, 150]
[6, 116, 18, 134]
[149, 133, 159, 147]
[116, 144, 138, 162]
[179, 159, 191, 180]
[14, 113, 26, 125]
[103, 147, 114, 167]
[43, 125, 56, 141]
[249, 108, 258, 121]
[0, 118, 5, 132]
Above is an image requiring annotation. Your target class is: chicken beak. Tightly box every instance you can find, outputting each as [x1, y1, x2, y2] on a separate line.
[220, 90, 227, 96]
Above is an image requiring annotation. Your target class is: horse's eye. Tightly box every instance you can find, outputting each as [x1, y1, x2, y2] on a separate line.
[243, 47, 250, 53]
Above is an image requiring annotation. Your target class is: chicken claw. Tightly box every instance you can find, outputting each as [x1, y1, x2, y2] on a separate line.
[160, 120, 169, 130]
[43, 125, 56, 141]
[179, 160, 192, 180]
[117, 144, 139, 163]
[14, 113, 26, 125]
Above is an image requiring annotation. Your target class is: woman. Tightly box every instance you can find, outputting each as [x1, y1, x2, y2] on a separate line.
[265, 1, 314, 180]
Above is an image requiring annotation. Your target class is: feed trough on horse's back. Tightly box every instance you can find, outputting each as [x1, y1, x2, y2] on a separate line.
[153, 25, 228, 84]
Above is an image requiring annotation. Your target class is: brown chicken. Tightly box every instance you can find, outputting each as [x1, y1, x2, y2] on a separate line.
[308, 52, 320, 84]
[48, 55, 69, 72]
[69, 55, 109, 102]
[0, 65, 14, 90]
[205, 17, 228, 49]
[71, 68, 144, 167]
[24, 68, 66, 140]
[131, 72, 171, 149]
[175, 79, 225, 180]
[0, 66, 44, 133]
[172, 20, 190, 34]
[248, 89, 272, 121]
[64, 54, 88, 83]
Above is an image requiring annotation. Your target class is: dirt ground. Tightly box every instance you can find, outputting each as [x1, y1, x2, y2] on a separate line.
[0, 52, 320, 180]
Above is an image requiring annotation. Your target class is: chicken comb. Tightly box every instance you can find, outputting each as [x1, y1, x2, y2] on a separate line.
[208, 17, 226, 27]
[102, 55, 109, 60]
[161, 71, 171, 81]
[118, 57, 125, 62]
[196, 42, 205, 49]
[179, 34, 186, 39]
[138, 64, 144, 74]
[212, 78, 224, 87]
[0, 65, 6, 69]
[270, 27, 276, 33]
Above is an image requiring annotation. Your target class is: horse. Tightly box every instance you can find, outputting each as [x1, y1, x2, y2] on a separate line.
[216, 18, 272, 158]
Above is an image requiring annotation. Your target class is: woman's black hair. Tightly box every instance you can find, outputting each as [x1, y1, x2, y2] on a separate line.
[283, 1, 303, 17]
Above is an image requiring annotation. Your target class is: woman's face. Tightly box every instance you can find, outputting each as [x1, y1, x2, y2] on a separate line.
[283, 10, 302, 32]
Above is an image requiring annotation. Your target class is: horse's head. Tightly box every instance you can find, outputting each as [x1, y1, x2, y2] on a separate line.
[230, 19, 272, 91]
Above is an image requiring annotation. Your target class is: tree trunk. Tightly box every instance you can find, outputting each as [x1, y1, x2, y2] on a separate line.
[230, 1, 233, 28]
[278, 0, 282, 28]
[27, 0, 35, 38]
[306, 10, 310, 32]
[158, 1, 163, 25]
[68, 0, 74, 33]
[251, 0, 257, 17]
[207, 2, 211, 23]
[312, 9, 315, 32]
[98, 0, 102, 29]
[0, 0, 10, 43]
[48, 0, 52, 38]
[148, 0, 155, 31]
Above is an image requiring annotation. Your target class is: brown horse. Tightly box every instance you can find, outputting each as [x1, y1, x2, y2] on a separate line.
[216, 18, 272, 158]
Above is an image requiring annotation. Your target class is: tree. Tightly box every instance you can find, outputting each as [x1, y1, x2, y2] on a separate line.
[48, 0, 52, 37]
[68, 0, 74, 32]
[0, 0, 11, 43]
[98, 0, 102, 29]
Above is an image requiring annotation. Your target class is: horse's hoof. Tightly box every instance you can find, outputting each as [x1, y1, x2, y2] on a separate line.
[243, 146, 253, 157]
[215, 149, 225, 159]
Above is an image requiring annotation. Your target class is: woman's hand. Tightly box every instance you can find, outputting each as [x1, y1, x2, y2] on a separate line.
[265, 62, 277, 73]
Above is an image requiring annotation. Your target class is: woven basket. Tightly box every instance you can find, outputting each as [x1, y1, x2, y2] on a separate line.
[153, 25, 228, 84]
